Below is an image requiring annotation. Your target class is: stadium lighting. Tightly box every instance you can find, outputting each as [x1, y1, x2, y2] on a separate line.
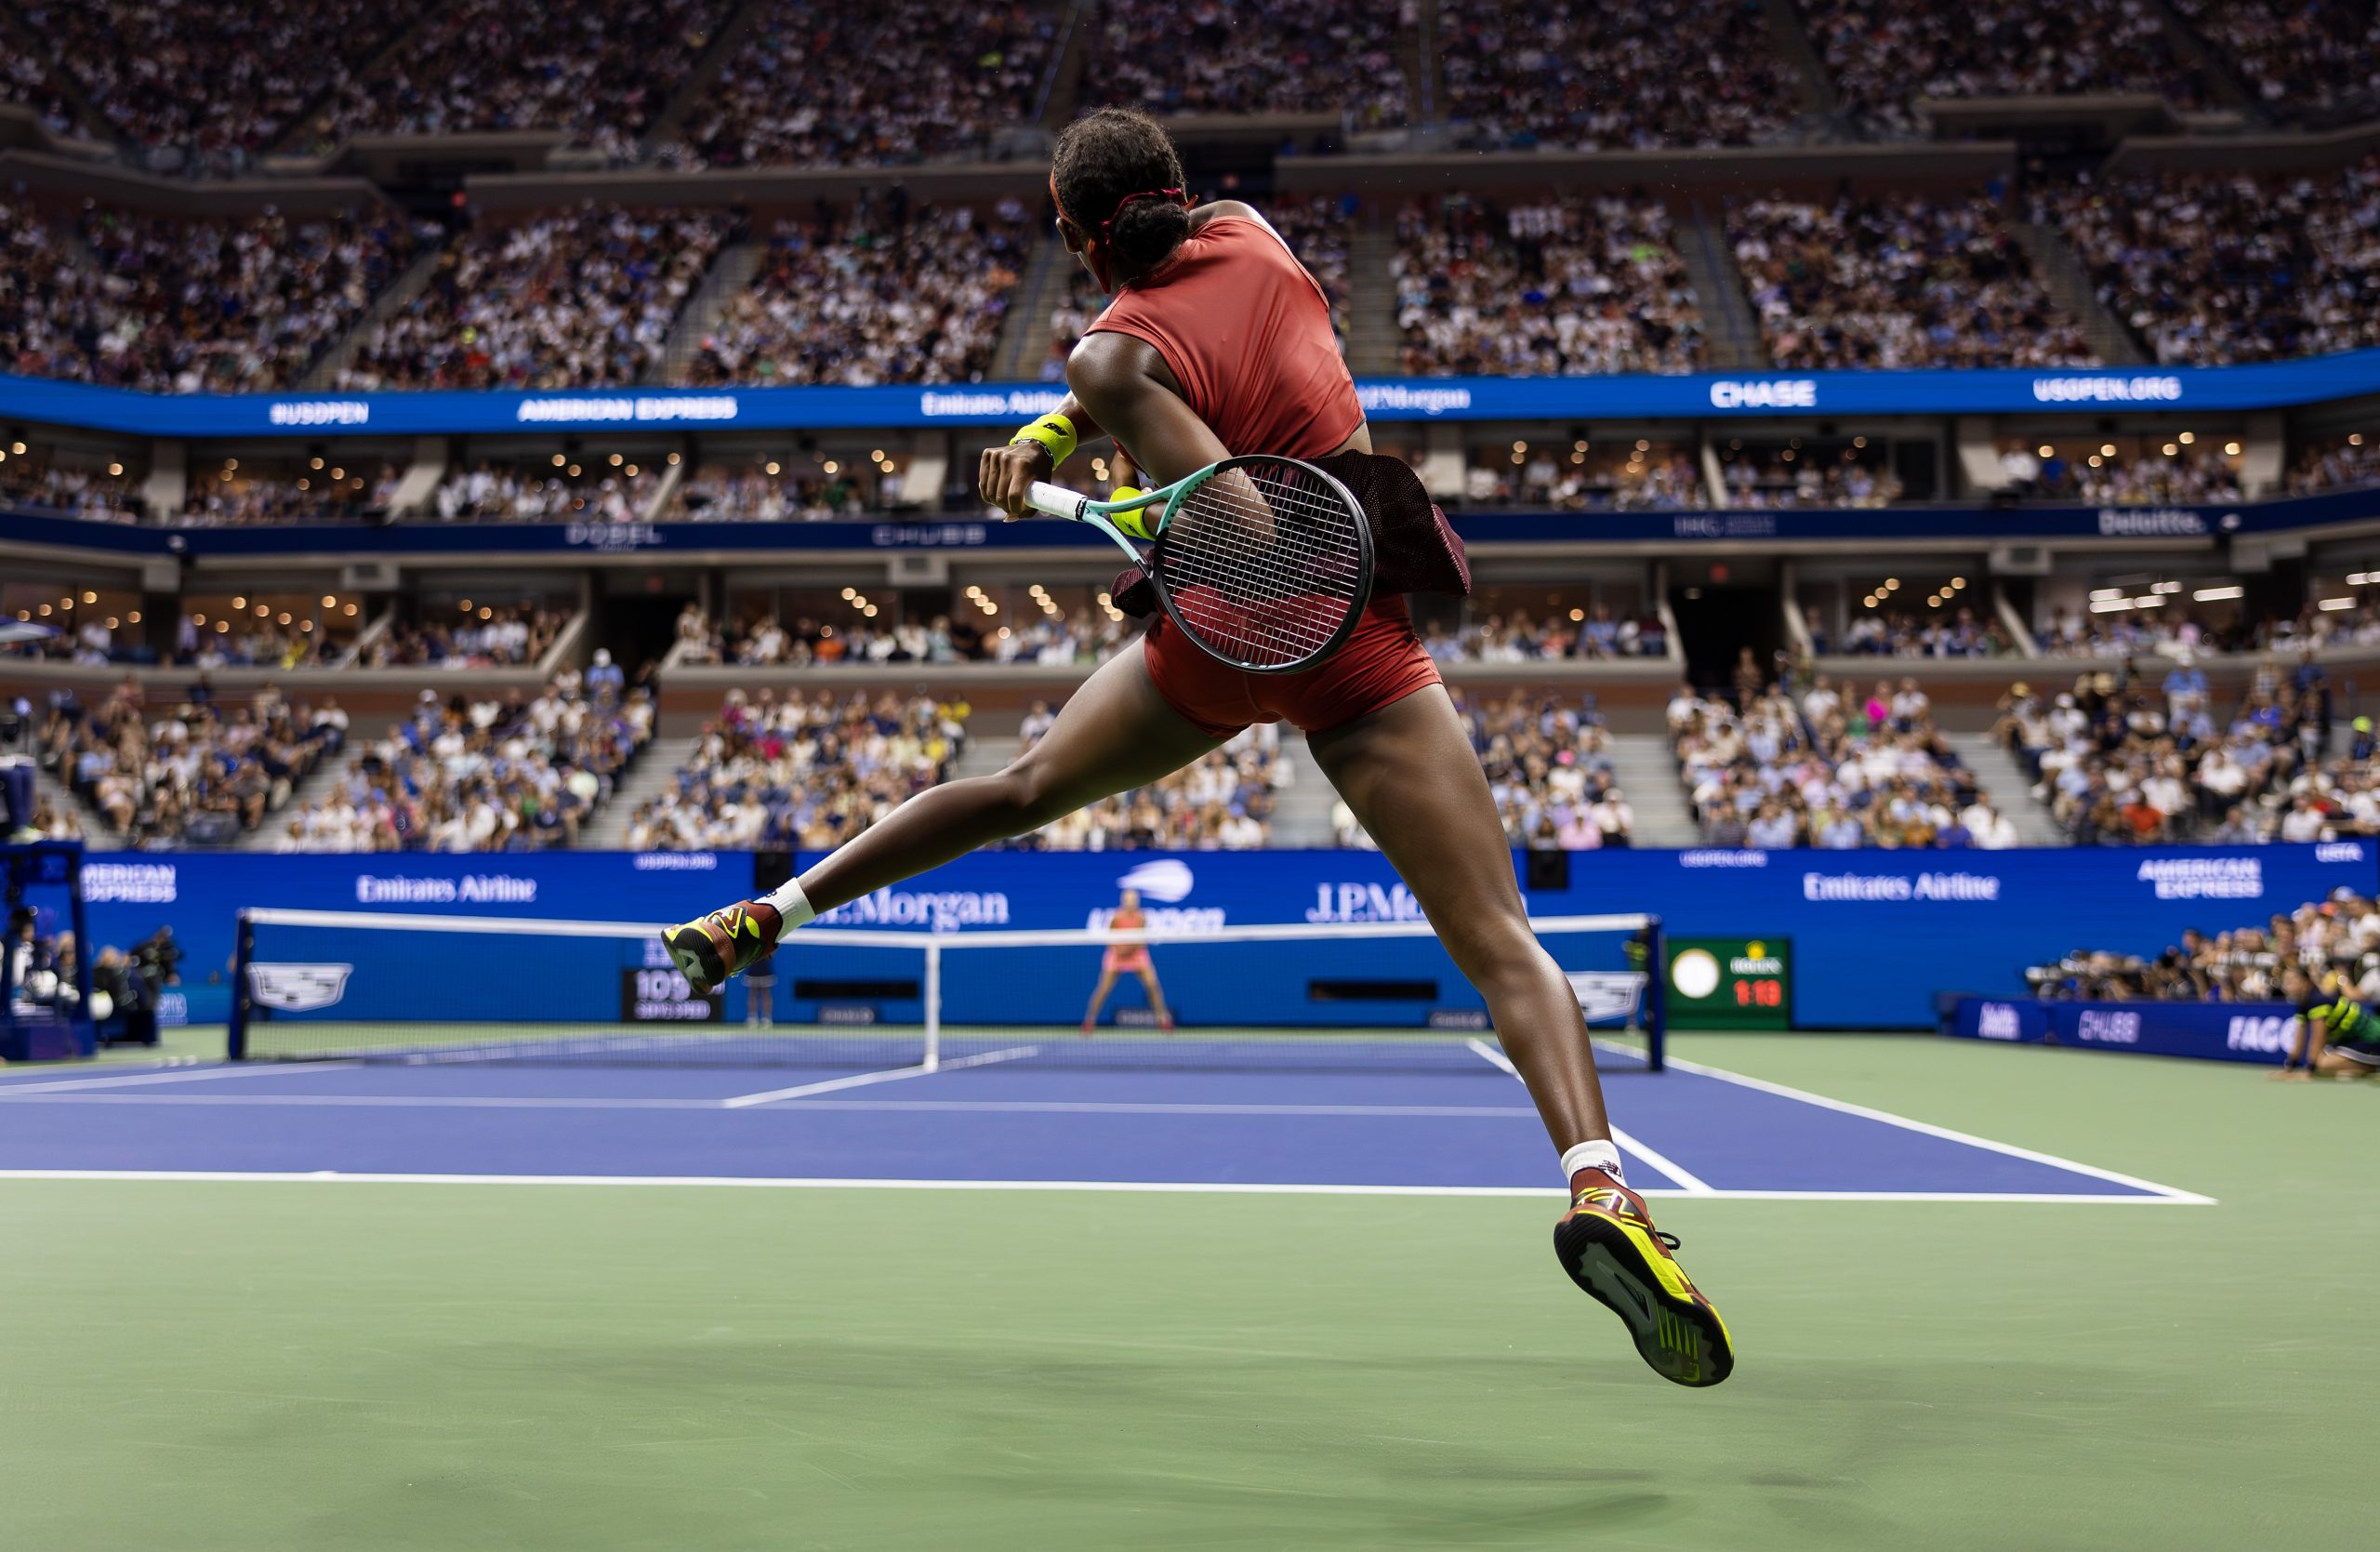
[126, 612, 139, 624]
[2192, 586, 2243, 602]
[2162, 444, 2179, 457]
[2179, 432, 2195, 444]
[2101, 444, 2117, 457]
[823, 461, 840, 474]
[2089, 598, 2134, 614]
[1950, 577, 1966, 589]
[2089, 587, 2125, 601]
[551, 455, 566, 467]
[311, 458, 324, 470]
[82, 590, 96, 603]
[107, 462, 122, 476]
[1568, 608, 1584, 621]
[2351, 434, 2366, 447]
[9, 441, 22, 453]
[2320, 598, 2355, 612]
[232, 596, 246, 608]
[322, 595, 336, 608]
[343, 604, 357, 617]
[330, 468, 344, 480]
[840, 588, 855, 600]
[1883, 577, 1899, 590]
[609, 454, 624, 467]
[2133, 596, 2164, 609]
[2037, 444, 2054, 458]
[2348, 573, 2373, 586]
[2153, 581, 2182, 594]
[2224, 442, 2242, 456]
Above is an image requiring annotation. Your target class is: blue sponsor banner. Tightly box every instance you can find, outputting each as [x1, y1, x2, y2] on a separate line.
[1949, 996, 2296, 1065]
[5, 350, 2380, 439]
[75, 842, 2379, 1032]
[11, 486, 2380, 560]
[1948, 996, 2051, 1044]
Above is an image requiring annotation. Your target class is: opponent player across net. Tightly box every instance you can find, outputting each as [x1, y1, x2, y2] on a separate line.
[665, 108, 1733, 1386]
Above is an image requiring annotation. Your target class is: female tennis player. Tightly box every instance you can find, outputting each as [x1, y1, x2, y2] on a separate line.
[1080, 887, 1172, 1035]
[668, 108, 1732, 1385]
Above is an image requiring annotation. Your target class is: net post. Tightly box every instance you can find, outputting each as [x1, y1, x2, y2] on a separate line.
[227, 909, 255, 1060]
[1645, 915, 1667, 1073]
[922, 938, 942, 1072]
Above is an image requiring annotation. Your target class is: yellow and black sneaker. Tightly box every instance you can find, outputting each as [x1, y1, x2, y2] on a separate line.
[1554, 1181, 1734, 1386]
[662, 900, 781, 993]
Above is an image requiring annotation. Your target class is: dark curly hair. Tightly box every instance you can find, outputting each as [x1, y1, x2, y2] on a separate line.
[1051, 107, 1190, 284]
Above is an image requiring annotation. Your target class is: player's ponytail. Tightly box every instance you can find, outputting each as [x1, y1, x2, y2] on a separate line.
[1104, 193, 1192, 278]
[1051, 107, 1191, 290]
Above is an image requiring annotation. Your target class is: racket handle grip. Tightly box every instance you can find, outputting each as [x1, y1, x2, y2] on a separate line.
[1025, 482, 1086, 521]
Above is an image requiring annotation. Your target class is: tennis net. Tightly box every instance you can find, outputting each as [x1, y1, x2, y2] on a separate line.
[229, 907, 1664, 1073]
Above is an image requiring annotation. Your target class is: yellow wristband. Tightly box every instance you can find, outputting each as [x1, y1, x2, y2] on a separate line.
[1108, 485, 1152, 540]
[1009, 412, 1077, 465]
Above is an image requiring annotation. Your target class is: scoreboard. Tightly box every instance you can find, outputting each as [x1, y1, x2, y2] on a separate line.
[1664, 936, 1792, 1030]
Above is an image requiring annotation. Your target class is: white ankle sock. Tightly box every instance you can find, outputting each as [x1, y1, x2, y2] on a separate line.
[760, 878, 815, 929]
[1561, 1139, 1626, 1187]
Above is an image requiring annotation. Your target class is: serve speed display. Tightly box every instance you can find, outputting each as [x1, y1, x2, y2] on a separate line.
[619, 965, 724, 1023]
[1664, 936, 1792, 1030]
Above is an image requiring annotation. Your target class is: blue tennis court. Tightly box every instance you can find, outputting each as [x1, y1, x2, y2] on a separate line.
[0, 1041, 2209, 1203]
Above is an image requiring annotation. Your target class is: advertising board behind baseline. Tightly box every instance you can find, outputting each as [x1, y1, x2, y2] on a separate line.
[67, 842, 2375, 1033]
[1948, 996, 2296, 1065]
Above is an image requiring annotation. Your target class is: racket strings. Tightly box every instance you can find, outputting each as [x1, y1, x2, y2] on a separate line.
[1160, 461, 1366, 668]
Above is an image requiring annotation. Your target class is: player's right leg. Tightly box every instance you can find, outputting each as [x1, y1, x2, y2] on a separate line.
[1081, 968, 1119, 1034]
[1308, 684, 1733, 1386]
[666, 642, 1221, 988]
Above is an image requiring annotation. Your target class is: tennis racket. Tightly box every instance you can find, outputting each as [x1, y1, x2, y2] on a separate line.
[1026, 454, 1373, 674]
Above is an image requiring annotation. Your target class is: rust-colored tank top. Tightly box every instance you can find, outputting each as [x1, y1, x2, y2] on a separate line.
[1086, 214, 1364, 462]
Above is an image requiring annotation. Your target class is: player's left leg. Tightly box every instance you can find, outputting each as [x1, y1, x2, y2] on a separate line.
[667, 642, 1219, 988]
[1309, 684, 1732, 1386]
[1136, 965, 1173, 1030]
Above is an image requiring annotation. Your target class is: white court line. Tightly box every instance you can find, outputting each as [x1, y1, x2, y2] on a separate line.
[0, 1061, 362, 1096]
[1466, 1038, 1716, 1194]
[0, 1093, 1541, 1119]
[1623, 1043, 2217, 1207]
[0, 1170, 2212, 1201]
[720, 1045, 1041, 1108]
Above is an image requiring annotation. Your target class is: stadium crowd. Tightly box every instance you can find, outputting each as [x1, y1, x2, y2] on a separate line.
[361, 607, 566, 670]
[432, 461, 656, 524]
[2167, 0, 2380, 123]
[627, 688, 967, 851]
[1454, 691, 1636, 850]
[2289, 433, 2379, 496]
[1798, 0, 2206, 133]
[1080, 0, 1408, 126]
[1729, 194, 2094, 369]
[277, 672, 652, 852]
[1825, 608, 2018, 658]
[1672, 674, 2018, 849]
[0, 458, 141, 523]
[1395, 195, 1705, 377]
[2030, 888, 2380, 1007]
[677, 201, 1032, 386]
[660, 0, 1056, 169]
[1420, 608, 1667, 661]
[3, 200, 422, 392]
[40, 678, 337, 846]
[2039, 158, 2380, 366]
[302, 0, 733, 164]
[1995, 658, 2348, 845]
[20, 0, 407, 174]
[694, 607, 1136, 669]
[183, 464, 402, 525]
[336, 207, 729, 391]
[1439, 0, 1799, 152]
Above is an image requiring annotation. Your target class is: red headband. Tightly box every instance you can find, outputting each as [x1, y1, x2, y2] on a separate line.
[1050, 172, 1188, 245]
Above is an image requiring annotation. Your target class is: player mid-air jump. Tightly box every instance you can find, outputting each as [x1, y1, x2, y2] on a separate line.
[667, 107, 1733, 1386]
